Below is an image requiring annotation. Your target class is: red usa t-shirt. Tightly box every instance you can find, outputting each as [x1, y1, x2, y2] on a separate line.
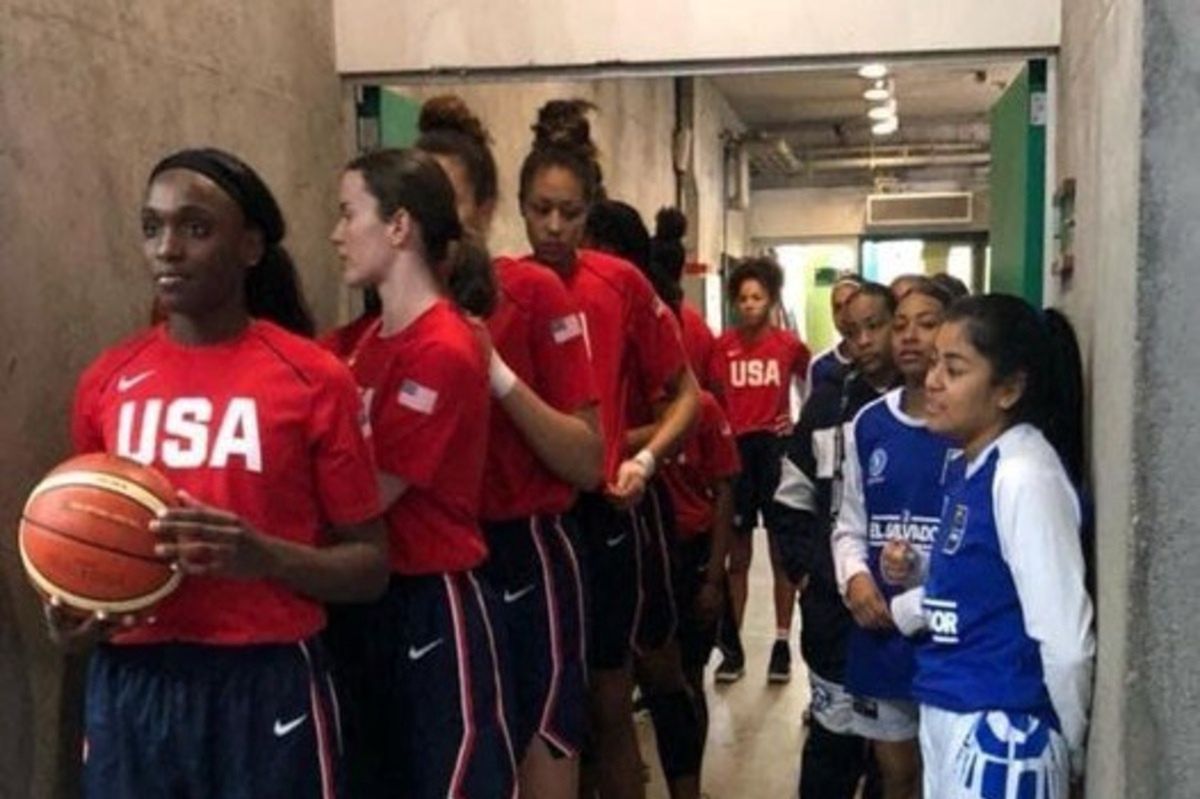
[483, 258, 596, 520]
[708, 326, 811, 435]
[319, 312, 378, 360]
[71, 321, 382, 645]
[345, 300, 490, 575]
[662, 391, 741, 537]
[522, 249, 686, 483]
[681, 302, 715, 385]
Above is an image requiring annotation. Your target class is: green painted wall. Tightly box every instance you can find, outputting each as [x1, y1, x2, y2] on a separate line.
[380, 89, 421, 147]
[988, 61, 1047, 304]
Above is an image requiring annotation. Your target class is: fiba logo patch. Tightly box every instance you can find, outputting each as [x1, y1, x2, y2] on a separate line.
[868, 448, 888, 481]
[941, 504, 969, 555]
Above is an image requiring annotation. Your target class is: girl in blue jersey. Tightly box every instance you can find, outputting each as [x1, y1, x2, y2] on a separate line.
[884, 295, 1095, 799]
[832, 278, 957, 799]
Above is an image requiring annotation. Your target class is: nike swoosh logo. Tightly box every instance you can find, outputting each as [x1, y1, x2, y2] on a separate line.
[408, 638, 444, 661]
[273, 714, 307, 737]
[606, 533, 628, 548]
[117, 370, 155, 392]
[503, 584, 536, 604]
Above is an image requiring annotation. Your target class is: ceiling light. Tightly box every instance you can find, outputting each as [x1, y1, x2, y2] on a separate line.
[863, 79, 892, 102]
[872, 117, 899, 136]
[858, 63, 889, 80]
[868, 100, 898, 121]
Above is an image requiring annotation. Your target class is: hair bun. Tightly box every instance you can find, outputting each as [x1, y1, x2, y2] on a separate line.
[654, 207, 687, 243]
[532, 99, 598, 159]
[419, 95, 491, 146]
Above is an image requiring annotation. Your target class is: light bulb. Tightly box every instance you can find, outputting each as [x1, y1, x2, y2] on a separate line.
[858, 63, 889, 80]
[863, 80, 892, 102]
[868, 100, 898, 121]
[872, 117, 899, 136]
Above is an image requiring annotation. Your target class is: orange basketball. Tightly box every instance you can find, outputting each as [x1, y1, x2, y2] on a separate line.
[18, 453, 182, 616]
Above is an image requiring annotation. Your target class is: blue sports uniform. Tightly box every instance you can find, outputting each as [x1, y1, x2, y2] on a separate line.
[906, 424, 1095, 799]
[832, 388, 956, 737]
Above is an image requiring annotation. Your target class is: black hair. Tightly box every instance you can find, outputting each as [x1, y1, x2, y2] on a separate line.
[847, 280, 898, 315]
[929, 272, 970, 302]
[944, 295, 1084, 483]
[586, 199, 651, 270]
[727, 256, 784, 304]
[345, 148, 496, 316]
[149, 148, 316, 337]
[518, 99, 604, 207]
[900, 276, 955, 310]
[585, 199, 683, 314]
[651, 207, 688, 284]
[416, 94, 499, 208]
[890, 273, 925, 297]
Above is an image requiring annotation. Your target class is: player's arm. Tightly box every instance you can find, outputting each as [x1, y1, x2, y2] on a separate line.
[492, 360, 603, 490]
[833, 422, 892, 630]
[153, 491, 390, 603]
[995, 463, 1095, 779]
[610, 365, 700, 506]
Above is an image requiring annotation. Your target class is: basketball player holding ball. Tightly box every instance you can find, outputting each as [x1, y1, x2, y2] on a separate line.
[51, 148, 389, 799]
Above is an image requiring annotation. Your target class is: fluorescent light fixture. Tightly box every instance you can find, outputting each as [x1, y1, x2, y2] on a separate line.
[872, 117, 899, 136]
[858, 63, 889, 80]
[863, 79, 892, 102]
[868, 100, 898, 121]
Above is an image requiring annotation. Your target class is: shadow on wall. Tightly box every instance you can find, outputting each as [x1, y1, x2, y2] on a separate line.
[0, 580, 34, 798]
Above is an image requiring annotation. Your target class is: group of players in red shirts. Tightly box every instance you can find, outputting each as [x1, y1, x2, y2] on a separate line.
[49, 95, 816, 799]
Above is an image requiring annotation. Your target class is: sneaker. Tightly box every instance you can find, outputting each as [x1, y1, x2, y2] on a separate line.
[767, 639, 791, 684]
[714, 652, 745, 683]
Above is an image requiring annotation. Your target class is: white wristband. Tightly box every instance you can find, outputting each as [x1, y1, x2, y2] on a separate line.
[489, 349, 518, 398]
[632, 448, 656, 479]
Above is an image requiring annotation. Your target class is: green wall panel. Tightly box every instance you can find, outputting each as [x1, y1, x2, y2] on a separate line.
[989, 60, 1046, 305]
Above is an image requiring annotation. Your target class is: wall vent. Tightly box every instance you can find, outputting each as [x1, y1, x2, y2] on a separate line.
[867, 192, 974, 227]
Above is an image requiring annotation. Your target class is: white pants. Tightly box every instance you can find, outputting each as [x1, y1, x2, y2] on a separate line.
[919, 705, 1069, 799]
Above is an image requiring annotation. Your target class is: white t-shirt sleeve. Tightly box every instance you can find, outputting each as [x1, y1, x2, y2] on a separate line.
[993, 460, 1096, 777]
[832, 421, 870, 596]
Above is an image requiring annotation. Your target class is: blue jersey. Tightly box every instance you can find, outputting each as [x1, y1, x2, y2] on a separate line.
[912, 424, 1095, 771]
[833, 389, 956, 700]
[804, 343, 850, 403]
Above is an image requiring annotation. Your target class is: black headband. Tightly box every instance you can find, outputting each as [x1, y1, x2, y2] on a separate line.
[149, 148, 285, 245]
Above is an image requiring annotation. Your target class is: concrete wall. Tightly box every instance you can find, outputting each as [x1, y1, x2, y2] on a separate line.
[749, 186, 990, 241]
[386, 79, 676, 261]
[0, 2, 348, 796]
[334, 0, 1062, 74]
[1055, 0, 1142, 794]
[1125, 0, 1200, 792]
[689, 78, 749, 330]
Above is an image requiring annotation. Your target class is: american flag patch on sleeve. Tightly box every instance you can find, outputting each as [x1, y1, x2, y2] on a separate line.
[398, 379, 438, 414]
[550, 314, 583, 344]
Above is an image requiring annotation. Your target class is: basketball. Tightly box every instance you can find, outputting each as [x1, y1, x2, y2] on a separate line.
[18, 453, 181, 616]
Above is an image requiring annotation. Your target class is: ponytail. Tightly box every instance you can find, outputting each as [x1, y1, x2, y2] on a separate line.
[244, 245, 316, 337]
[1041, 308, 1085, 484]
[445, 240, 497, 318]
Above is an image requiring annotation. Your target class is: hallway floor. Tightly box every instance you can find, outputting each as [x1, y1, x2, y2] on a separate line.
[638, 528, 808, 797]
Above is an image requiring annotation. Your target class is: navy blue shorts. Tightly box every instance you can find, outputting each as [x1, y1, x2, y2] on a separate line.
[733, 431, 784, 535]
[674, 534, 720, 671]
[324, 573, 517, 798]
[481, 514, 587, 758]
[632, 480, 679, 655]
[570, 491, 638, 671]
[83, 639, 341, 799]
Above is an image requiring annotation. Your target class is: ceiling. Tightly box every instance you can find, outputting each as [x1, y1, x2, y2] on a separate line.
[710, 61, 1024, 189]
